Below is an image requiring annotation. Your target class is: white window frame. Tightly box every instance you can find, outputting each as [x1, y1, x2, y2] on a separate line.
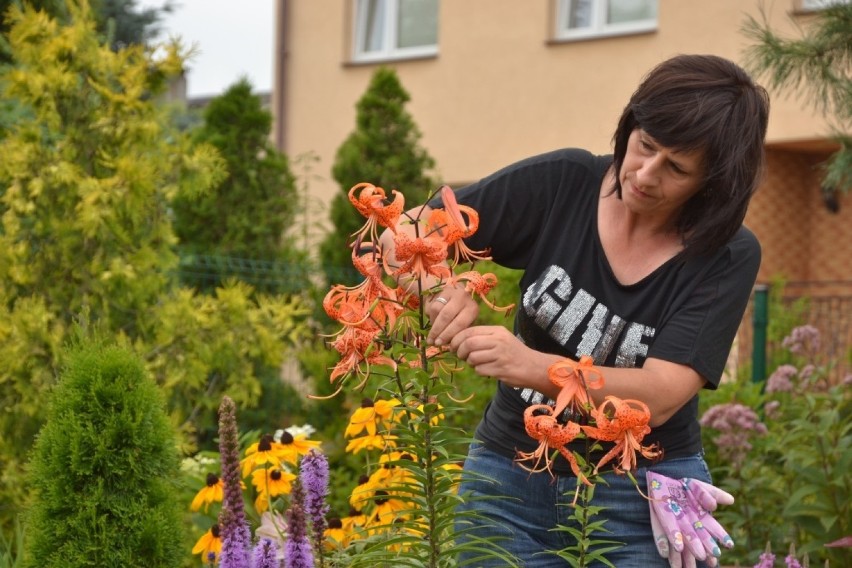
[352, 0, 439, 63]
[554, 0, 657, 41]
[799, 0, 849, 11]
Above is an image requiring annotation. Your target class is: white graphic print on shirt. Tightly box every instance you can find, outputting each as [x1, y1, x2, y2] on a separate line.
[516, 264, 655, 406]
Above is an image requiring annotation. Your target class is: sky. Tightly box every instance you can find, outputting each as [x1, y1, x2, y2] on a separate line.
[139, 1, 276, 98]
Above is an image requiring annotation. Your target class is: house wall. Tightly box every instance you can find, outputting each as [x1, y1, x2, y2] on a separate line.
[277, 1, 833, 191]
[748, 149, 852, 290]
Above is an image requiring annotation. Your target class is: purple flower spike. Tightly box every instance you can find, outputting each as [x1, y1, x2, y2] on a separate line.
[218, 397, 252, 568]
[301, 450, 330, 536]
[284, 490, 314, 568]
[252, 538, 281, 568]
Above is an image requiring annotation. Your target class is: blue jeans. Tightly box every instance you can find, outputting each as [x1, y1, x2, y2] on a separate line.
[454, 442, 713, 567]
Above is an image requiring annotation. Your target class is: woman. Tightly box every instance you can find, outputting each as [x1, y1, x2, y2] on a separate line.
[384, 54, 769, 567]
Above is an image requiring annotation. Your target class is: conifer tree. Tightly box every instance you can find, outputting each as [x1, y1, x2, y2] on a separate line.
[24, 338, 185, 566]
[172, 77, 305, 293]
[320, 67, 436, 285]
[743, 3, 852, 192]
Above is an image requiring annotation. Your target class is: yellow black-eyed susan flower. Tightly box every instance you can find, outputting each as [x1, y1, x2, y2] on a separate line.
[241, 434, 281, 478]
[192, 523, 222, 563]
[252, 466, 297, 513]
[344, 432, 396, 454]
[190, 473, 224, 512]
[344, 398, 401, 438]
[272, 430, 321, 466]
[324, 517, 348, 549]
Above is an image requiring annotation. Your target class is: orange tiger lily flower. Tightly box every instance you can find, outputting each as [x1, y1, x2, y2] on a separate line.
[427, 185, 491, 264]
[547, 355, 605, 417]
[580, 396, 661, 474]
[323, 283, 401, 331]
[323, 288, 373, 327]
[327, 324, 396, 388]
[448, 270, 515, 314]
[389, 232, 451, 281]
[516, 404, 590, 485]
[348, 182, 405, 243]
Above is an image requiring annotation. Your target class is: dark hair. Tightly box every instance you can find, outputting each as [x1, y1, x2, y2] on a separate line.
[611, 54, 770, 257]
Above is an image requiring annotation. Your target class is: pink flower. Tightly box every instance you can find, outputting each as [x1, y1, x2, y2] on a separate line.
[766, 365, 797, 393]
[781, 325, 820, 356]
[700, 403, 767, 467]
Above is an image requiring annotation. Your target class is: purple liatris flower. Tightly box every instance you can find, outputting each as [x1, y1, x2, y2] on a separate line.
[252, 538, 281, 568]
[301, 450, 330, 538]
[285, 499, 314, 568]
[218, 397, 252, 568]
[784, 553, 802, 568]
[219, 508, 252, 568]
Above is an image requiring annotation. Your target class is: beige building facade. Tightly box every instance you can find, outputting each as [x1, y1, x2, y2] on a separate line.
[272, 0, 850, 291]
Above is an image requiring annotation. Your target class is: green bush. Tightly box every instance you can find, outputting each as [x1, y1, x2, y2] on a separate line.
[23, 339, 186, 567]
[701, 323, 850, 566]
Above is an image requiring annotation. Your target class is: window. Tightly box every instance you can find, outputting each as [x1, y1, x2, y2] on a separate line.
[799, 0, 849, 10]
[555, 0, 657, 41]
[353, 0, 439, 62]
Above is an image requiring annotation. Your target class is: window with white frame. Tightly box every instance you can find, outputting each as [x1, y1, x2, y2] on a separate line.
[799, 0, 849, 10]
[353, 0, 439, 62]
[555, 0, 657, 41]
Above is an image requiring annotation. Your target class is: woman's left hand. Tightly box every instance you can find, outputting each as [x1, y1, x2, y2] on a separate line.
[449, 325, 558, 394]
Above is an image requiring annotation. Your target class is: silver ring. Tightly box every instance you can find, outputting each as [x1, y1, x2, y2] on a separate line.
[434, 297, 449, 305]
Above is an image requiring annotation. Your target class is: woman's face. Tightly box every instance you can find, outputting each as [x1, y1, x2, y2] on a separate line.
[619, 128, 705, 224]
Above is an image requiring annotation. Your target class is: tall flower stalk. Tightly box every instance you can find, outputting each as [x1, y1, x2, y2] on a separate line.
[300, 450, 330, 567]
[285, 480, 314, 568]
[217, 396, 252, 568]
[322, 183, 517, 566]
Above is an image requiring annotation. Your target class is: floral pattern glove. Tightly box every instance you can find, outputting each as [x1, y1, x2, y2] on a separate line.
[647, 471, 735, 568]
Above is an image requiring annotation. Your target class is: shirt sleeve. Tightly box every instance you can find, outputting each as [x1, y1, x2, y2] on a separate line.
[648, 227, 761, 388]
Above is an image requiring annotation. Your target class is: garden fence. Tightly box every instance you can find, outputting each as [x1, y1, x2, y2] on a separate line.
[736, 281, 852, 384]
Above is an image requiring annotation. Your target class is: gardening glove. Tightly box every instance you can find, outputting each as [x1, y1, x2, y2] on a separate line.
[647, 471, 735, 567]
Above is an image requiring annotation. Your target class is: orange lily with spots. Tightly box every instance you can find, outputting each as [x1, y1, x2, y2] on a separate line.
[389, 231, 451, 281]
[517, 404, 590, 485]
[426, 185, 491, 264]
[581, 396, 661, 474]
[349, 182, 405, 244]
[447, 270, 515, 314]
[547, 355, 605, 416]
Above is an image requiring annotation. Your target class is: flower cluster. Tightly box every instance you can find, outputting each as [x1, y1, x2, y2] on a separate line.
[699, 403, 767, 468]
[322, 183, 510, 395]
[516, 355, 660, 482]
[315, 397, 462, 551]
[189, 397, 328, 567]
[780, 324, 820, 357]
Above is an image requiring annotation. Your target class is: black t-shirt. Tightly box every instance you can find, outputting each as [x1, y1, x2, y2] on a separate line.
[434, 148, 761, 474]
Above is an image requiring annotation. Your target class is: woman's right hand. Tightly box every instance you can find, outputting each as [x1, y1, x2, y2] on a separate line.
[425, 283, 479, 346]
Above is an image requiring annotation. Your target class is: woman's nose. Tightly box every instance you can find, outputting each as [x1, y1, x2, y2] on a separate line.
[635, 154, 663, 186]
